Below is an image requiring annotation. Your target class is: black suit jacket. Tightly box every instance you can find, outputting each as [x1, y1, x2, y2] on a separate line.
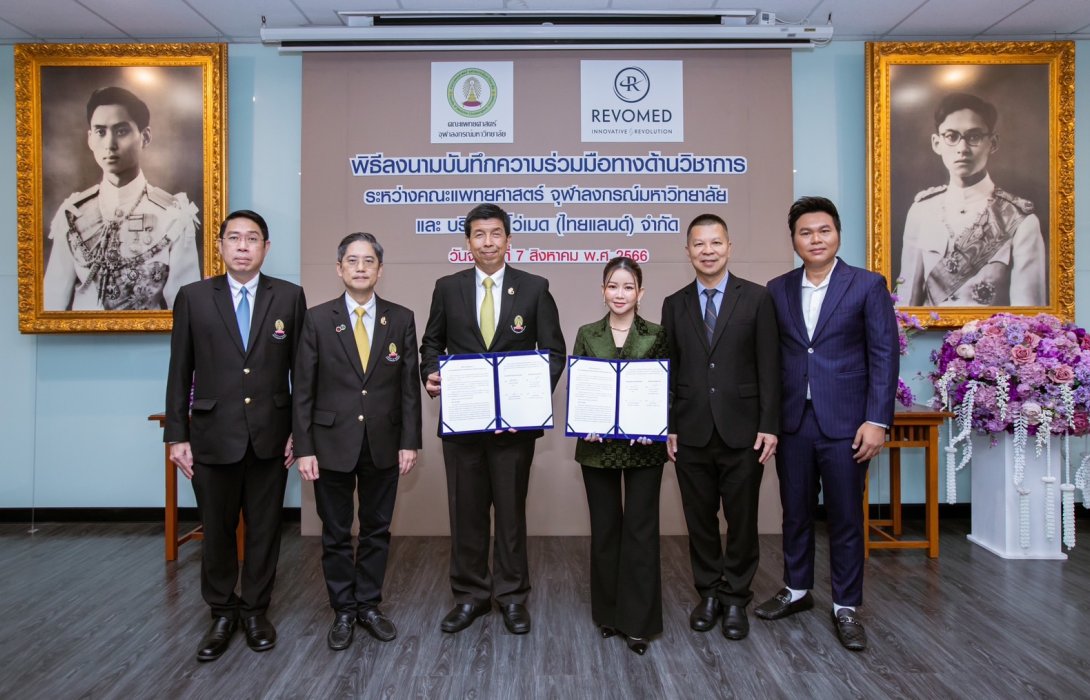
[292, 294, 422, 471]
[164, 273, 307, 464]
[420, 265, 565, 442]
[662, 274, 781, 449]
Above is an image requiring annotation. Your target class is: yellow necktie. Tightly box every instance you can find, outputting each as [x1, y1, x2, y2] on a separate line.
[480, 277, 496, 349]
[354, 307, 370, 372]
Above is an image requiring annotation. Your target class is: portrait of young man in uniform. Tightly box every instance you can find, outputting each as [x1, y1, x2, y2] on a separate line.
[42, 85, 200, 311]
[896, 92, 1046, 307]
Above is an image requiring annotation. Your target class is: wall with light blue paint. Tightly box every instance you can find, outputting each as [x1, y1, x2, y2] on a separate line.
[0, 42, 1086, 509]
[0, 44, 303, 509]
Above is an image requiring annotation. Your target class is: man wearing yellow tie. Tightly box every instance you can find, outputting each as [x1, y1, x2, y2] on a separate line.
[421, 204, 565, 635]
[292, 232, 422, 650]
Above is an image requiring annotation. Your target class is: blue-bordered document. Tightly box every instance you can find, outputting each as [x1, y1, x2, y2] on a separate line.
[565, 356, 669, 441]
[439, 350, 554, 435]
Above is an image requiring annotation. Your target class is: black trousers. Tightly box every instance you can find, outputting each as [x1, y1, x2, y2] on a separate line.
[675, 430, 764, 607]
[313, 438, 399, 613]
[581, 464, 664, 638]
[442, 437, 535, 605]
[192, 442, 288, 619]
[778, 403, 868, 606]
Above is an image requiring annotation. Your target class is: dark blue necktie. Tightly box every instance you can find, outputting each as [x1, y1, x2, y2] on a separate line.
[703, 288, 717, 345]
[237, 286, 250, 350]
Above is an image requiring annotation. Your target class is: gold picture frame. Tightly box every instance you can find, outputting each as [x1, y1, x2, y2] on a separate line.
[866, 41, 1074, 327]
[15, 43, 226, 333]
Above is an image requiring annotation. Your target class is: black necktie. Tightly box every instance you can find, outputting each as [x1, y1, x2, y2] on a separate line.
[703, 288, 717, 345]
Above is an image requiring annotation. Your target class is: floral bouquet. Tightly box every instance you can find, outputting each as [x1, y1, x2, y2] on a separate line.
[930, 313, 1090, 550]
[891, 286, 934, 407]
[894, 303, 927, 407]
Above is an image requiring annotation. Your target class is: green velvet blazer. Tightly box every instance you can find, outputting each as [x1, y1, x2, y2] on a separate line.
[571, 314, 669, 469]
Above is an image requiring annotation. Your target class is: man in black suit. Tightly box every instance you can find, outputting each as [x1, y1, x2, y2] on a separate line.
[293, 232, 422, 650]
[661, 213, 780, 641]
[165, 210, 307, 661]
[420, 203, 565, 635]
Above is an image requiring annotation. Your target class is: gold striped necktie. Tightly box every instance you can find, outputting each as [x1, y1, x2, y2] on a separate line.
[480, 277, 496, 349]
[354, 307, 370, 372]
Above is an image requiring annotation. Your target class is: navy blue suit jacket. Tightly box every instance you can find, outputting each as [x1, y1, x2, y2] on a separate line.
[766, 259, 898, 440]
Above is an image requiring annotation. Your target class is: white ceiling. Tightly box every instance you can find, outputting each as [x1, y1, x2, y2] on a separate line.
[0, 0, 1088, 44]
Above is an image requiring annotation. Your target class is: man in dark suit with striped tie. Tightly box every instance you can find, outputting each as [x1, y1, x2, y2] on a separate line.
[661, 213, 781, 642]
[420, 203, 565, 635]
[293, 232, 421, 650]
[165, 210, 307, 661]
[756, 196, 898, 651]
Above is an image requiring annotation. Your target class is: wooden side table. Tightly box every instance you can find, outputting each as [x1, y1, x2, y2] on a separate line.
[149, 413, 244, 562]
[864, 408, 950, 558]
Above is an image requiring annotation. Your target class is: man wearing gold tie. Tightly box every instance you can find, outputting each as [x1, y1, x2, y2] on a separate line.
[292, 232, 422, 650]
[421, 204, 565, 635]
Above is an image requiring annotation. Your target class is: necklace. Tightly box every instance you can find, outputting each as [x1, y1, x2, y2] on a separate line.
[610, 325, 631, 332]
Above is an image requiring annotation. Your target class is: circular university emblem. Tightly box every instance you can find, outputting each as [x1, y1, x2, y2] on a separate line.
[447, 68, 498, 118]
[613, 67, 650, 103]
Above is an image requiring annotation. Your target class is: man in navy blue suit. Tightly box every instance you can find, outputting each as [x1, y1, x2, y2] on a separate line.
[756, 196, 898, 651]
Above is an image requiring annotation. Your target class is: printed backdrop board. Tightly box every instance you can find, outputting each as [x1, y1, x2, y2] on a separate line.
[301, 50, 794, 536]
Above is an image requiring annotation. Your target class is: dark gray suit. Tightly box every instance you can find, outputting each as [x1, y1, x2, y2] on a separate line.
[662, 274, 780, 607]
[420, 265, 564, 606]
[292, 294, 422, 612]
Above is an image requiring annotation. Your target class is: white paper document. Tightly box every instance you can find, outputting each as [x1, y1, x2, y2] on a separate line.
[439, 351, 554, 435]
[565, 356, 669, 441]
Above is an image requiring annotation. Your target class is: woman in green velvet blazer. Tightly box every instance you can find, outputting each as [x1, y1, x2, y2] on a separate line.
[571, 256, 667, 655]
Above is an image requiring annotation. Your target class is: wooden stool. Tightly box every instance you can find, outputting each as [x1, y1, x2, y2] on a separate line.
[864, 408, 949, 558]
[149, 413, 244, 562]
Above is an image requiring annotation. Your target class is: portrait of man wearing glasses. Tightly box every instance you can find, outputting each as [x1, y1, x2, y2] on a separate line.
[896, 92, 1046, 307]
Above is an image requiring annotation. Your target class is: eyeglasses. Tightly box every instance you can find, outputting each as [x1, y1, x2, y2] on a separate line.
[938, 129, 992, 147]
[221, 234, 264, 247]
[340, 256, 378, 269]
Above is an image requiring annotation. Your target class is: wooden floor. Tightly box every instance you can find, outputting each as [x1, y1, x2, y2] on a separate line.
[1, 520, 1088, 700]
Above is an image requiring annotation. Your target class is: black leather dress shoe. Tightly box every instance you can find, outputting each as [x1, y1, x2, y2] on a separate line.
[721, 605, 749, 640]
[599, 625, 618, 639]
[500, 603, 531, 634]
[358, 607, 397, 642]
[755, 588, 815, 620]
[440, 602, 490, 633]
[196, 616, 237, 662]
[327, 611, 355, 651]
[242, 614, 277, 652]
[689, 597, 721, 632]
[832, 609, 867, 651]
[625, 635, 649, 655]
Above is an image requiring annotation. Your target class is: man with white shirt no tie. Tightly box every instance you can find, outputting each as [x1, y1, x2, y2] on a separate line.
[758, 197, 898, 651]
